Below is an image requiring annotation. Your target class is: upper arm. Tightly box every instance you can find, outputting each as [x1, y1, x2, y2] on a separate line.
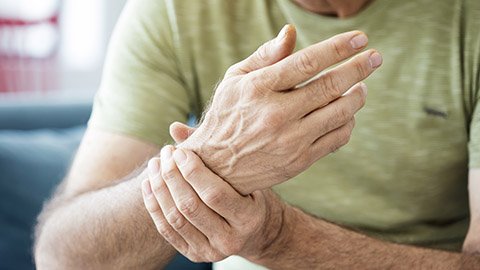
[89, 0, 191, 145]
[63, 0, 193, 195]
[63, 127, 159, 196]
[465, 169, 480, 253]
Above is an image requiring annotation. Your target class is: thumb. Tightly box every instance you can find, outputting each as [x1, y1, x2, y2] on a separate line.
[169, 122, 197, 144]
[225, 24, 297, 77]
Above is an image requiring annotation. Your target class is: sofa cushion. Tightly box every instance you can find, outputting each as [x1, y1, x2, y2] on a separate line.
[0, 125, 210, 270]
[0, 126, 85, 270]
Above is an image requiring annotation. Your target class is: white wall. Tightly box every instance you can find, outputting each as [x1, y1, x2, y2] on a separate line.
[58, 0, 127, 97]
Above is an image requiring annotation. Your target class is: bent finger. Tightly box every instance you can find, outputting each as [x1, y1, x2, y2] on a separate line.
[149, 154, 210, 254]
[161, 146, 230, 242]
[300, 82, 366, 142]
[169, 122, 196, 144]
[142, 178, 188, 253]
[225, 24, 296, 78]
[173, 148, 252, 222]
[308, 118, 356, 162]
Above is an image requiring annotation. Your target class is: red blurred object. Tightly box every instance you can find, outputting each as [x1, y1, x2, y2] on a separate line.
[0, 15, 58, 26]
[0, 10, 60, 93]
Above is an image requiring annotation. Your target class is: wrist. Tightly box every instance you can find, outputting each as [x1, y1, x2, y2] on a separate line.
[244, 192, 295, 262]
[178, 128, 228, 174]
[179, 132, 250, 194]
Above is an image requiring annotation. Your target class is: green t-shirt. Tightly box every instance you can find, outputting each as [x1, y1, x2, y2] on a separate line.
[90, 0, 480, 267]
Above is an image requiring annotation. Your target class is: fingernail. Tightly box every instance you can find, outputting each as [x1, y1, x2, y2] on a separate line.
[148, 158, 160, 179]
[142, 179, 152, 195]
[350, 34, 368, 49]
[359, 82, 368, 95]
[369, 52, 382, 68]
[276, 24, 289, 44]
[173, 149, 187, 166]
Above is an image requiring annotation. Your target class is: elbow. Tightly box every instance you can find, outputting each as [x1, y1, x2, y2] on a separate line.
[464, 215, 480, 254]
[463, 223, 480, 255]
[34, 239, 60, 270]
[34, 205, 81, 270]
[34, 217, 70, 270]
[463, 238, 480, 255]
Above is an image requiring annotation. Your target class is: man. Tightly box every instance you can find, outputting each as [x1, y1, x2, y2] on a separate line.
[34, 0, 480, 269]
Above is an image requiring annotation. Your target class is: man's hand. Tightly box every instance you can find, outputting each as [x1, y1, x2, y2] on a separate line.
[143, 147, 480, 269]
[142, 146, 284, 262]
[179, 25, 382, 195]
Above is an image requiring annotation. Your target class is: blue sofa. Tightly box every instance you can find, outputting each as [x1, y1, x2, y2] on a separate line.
[0, 101, 210, 270]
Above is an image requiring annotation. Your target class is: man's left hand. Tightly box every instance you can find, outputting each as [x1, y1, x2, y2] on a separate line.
[141, 145, 285, 262]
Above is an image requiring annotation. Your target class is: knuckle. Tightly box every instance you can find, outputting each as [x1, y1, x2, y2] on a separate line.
[187, 254, 203, 263]
[209, 253, 225, 262]
[177, 197, 200, 218]
[303, 86, 322, 107]
[161, 167, 177, 181]
[338, 126, 353, 146]
[150, 180, 164, 195]
[334, 105, 351, 122]
[226, 62, 241, 75]
[353, 60, 368, 79]
[183, 161, 204, 181]
[155, 219, 174, 239]
[320, 73, 341, 101]
[360, 94, 367, 108]
[255, 43, 270, 63]
[295, 51, 318, 76]
[349, 118, 356, 129]
[329, 37, 346, 58]
[241, 74, 265, 98]
[219, 238, 242, 256]
[295, 153, 313, 171]
[329, 139, 344, 153]
[356, 88, 367, 107]
[202, 188, 226, 207]
[165, 208, 187, 231]
[323, 115, 338, 133]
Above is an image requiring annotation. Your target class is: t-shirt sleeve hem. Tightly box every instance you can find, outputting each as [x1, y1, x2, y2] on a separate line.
[88, 118, 174, 147]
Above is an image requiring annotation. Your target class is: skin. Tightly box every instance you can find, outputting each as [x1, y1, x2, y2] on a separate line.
[34, 0, 480, 269]
[294, 0, 372, 18]
[180, 25, 381, 195]
[145, 146, 480, 269]
[34, 19, 376, 270]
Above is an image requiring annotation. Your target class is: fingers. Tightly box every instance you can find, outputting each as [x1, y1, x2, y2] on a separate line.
[249, 30, 370, 91]
[308, 117, 356, 162]
[173, 147, 252, 223]
[284, 49, 381, 117]
[169, 122, 196, 144]
[160, 146, 230, 242]
[147, 155, 210, 256]
[300, 82, 366, 142]
[141, 177, 188, 253]
[225, 24, 296, 78]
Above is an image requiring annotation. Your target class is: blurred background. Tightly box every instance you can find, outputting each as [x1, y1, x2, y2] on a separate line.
[0, 0, 126, 268]
[0, 1, 211, 269]
[0, 0, 125, 101]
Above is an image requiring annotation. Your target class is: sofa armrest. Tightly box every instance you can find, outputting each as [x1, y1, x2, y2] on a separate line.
[0, 101, 92, 130]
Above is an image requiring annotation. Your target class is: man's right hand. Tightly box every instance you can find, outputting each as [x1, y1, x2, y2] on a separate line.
[179, 25, 382, 195]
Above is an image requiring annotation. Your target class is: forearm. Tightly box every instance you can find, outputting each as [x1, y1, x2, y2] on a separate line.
[34, 170, 175, 269]
[251, 205, 480, 270]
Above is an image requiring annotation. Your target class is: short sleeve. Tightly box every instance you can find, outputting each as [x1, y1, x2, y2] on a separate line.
[89, 0, 190, 145]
